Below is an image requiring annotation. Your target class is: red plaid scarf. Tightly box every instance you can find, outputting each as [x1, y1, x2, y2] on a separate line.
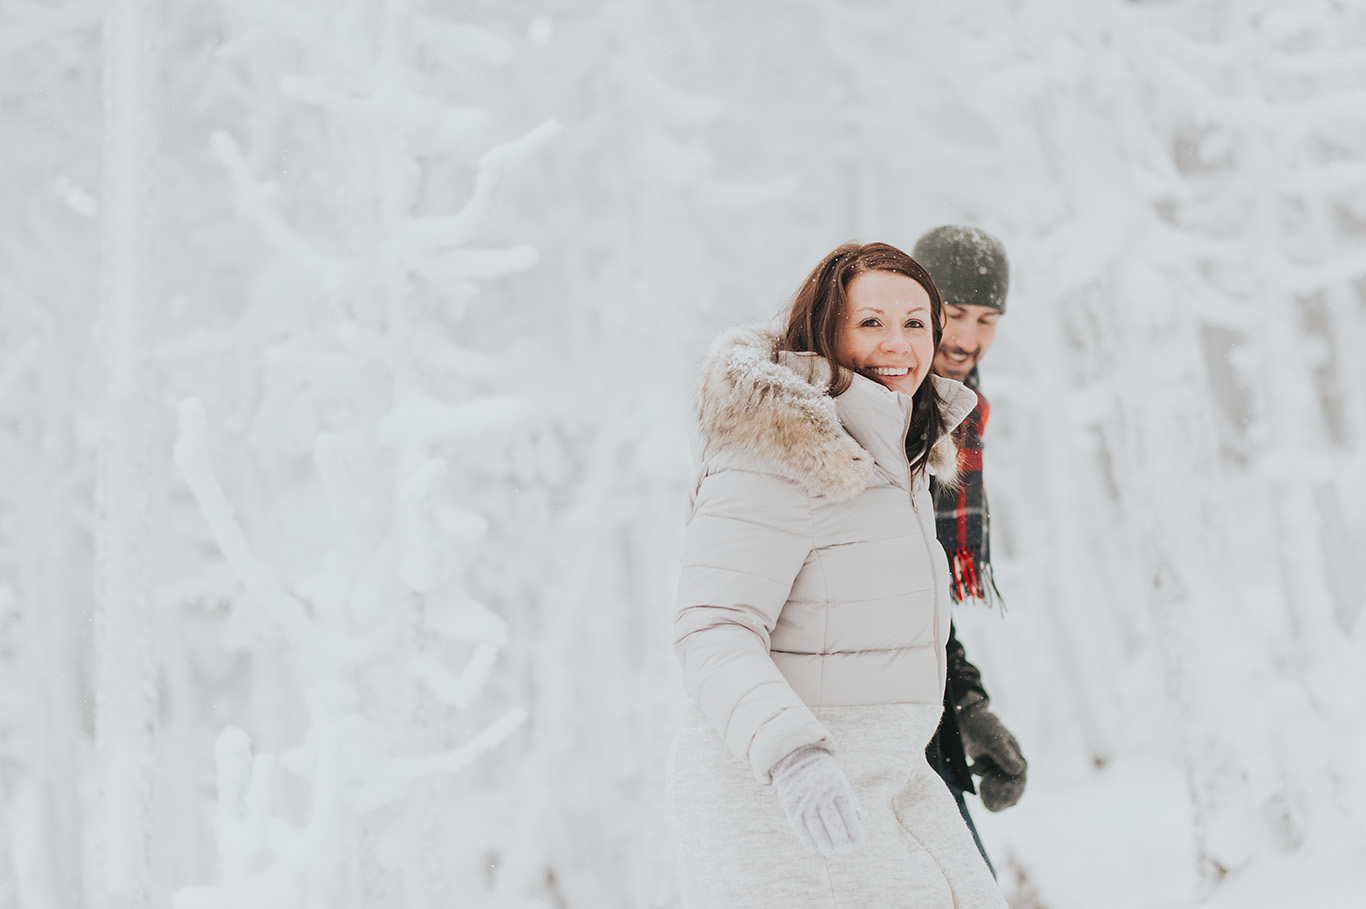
[931, 374, 1004, 609]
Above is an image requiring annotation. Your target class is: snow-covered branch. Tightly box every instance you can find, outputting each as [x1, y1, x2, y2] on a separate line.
[172, 398, 311, 639]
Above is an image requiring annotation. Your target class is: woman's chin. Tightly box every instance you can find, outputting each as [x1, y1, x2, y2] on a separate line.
[873, 377, 922, 397]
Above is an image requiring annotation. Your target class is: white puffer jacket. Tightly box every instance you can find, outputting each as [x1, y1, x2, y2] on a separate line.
[673, 326, 979, 782]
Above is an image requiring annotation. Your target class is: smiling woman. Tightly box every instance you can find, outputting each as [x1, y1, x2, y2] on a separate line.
[667, 242, 1005, 908]
[781, 242, 952, 479]
[838, 270, 937, 398]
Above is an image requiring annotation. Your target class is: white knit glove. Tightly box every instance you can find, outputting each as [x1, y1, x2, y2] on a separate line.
[769, 745, 866, 855]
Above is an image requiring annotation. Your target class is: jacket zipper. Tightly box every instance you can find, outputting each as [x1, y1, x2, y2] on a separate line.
[900, 400, 945, 695]
[900, 404, 917, 513]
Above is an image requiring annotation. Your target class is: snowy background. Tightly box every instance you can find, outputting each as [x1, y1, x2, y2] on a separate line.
[3, 0, 1365, 907]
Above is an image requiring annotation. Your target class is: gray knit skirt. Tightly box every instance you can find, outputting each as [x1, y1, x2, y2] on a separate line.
[667, 702, 1007, 909]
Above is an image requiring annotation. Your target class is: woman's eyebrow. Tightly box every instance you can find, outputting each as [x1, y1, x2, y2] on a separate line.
[850, 305, 930, 315]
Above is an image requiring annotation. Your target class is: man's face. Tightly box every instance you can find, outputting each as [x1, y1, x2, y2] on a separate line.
[934, 303, 1001, 381]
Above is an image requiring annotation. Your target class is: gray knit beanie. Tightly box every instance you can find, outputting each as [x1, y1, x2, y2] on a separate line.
[912, 225, 1010, 314]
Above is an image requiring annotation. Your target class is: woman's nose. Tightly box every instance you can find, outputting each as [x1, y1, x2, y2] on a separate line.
[881, 330, 912, 353]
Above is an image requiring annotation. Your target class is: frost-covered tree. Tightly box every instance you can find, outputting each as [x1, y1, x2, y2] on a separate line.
[1147, 0, 1366, 882]
[0, 3, 103, 907]
[91, 1, 162, 907]
[463, 4, 723, 905]
[149, 1, 553, 906]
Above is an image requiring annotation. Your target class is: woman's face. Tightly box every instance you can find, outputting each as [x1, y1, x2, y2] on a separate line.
[837, 270, 936, 398]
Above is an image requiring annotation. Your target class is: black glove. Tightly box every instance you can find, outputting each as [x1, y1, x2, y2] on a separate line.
[957, 699, 1027, 812]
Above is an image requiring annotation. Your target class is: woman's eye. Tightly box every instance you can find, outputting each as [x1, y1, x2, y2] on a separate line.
[907, 320, 924, 329]
[859, 319, 879, 328]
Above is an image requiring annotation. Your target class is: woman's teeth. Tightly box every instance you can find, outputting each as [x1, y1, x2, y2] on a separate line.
[873, 367, 910, 376]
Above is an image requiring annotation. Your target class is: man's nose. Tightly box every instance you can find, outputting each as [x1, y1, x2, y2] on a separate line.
[950, 322, 977, 350]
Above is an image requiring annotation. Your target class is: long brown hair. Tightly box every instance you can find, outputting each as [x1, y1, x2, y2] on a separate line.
[779, 241, 950, 478]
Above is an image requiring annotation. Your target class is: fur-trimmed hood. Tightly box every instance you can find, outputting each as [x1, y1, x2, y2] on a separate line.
[695, 326, 978, 502]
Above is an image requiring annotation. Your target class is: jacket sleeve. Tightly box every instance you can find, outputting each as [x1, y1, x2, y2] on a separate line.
[673, 468, 831, 783]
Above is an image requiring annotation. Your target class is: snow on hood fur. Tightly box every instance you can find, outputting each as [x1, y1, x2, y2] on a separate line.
[696, 325, 969, 503]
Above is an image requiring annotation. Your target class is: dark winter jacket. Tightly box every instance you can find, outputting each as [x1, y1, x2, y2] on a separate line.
[927, 366, 994, 794]
[926, 623, 989, 793]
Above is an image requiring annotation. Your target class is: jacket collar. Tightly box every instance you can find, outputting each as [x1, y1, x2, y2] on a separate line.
[696, 326, 977, 502]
